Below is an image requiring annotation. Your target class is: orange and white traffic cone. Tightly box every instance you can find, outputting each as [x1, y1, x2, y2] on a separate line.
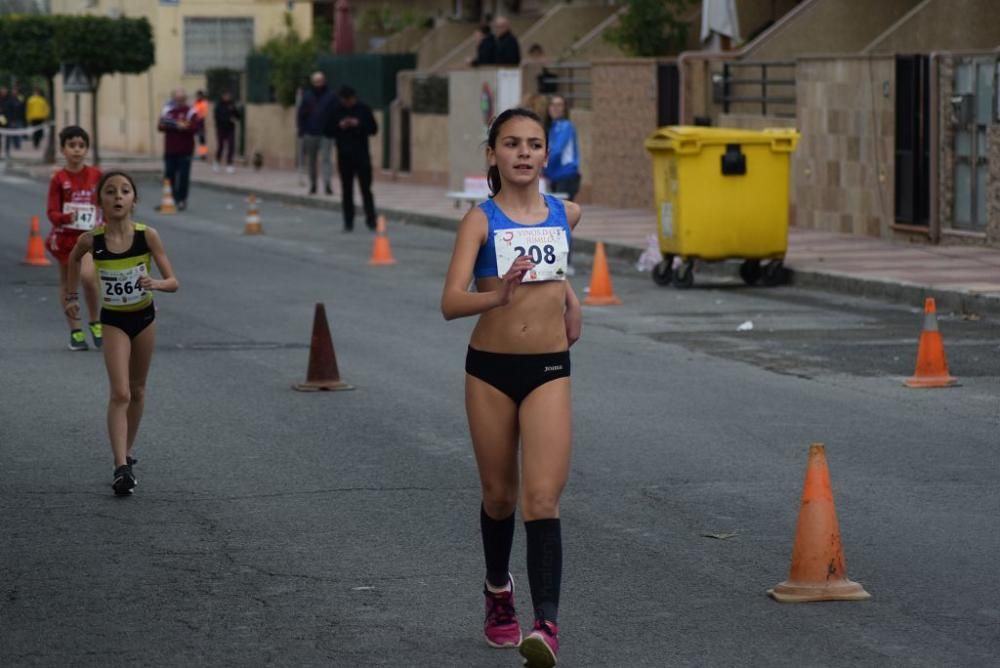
[22, 215, 51, 266]
[904, 297, 958, 388]
[292, 303, 354, 392]
[243, 194, 263, 235]
[157, 179, 177, 215]
[583, 241, 621, 305]
[368, 215, 397, 265]
[768, 443, 871, 603]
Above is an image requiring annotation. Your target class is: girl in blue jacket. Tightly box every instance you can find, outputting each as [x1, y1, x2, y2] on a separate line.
[543, 96, 580, 201]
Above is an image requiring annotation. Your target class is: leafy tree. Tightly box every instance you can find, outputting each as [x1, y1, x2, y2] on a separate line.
[605, 0, 693, 57]
[0, 14, 64, 162]
[58, 16, 155, 164]
[258, 13, 319, 108]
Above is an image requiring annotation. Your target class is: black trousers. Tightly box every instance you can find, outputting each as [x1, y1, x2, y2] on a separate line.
[163, 154, 192, 203]
[216, 127, 235, 164]
[338, 154, 376, 230]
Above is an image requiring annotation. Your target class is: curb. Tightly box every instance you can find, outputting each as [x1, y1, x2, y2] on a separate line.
[198, 178, 1000, 315]
[9, 163, 1000, 316]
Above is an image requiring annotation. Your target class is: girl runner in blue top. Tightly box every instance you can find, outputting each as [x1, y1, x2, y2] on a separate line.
[65, 171, 179, 496]
[441, 107, 582, 668]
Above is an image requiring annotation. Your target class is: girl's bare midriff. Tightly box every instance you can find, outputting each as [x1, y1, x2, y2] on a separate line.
[470, 278, 567, 353]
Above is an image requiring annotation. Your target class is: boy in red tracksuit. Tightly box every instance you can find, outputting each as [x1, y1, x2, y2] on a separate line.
[47, 125, 103, 351]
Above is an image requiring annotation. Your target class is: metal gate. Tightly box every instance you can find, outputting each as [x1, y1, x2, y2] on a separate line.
[951, 56, 996, 231]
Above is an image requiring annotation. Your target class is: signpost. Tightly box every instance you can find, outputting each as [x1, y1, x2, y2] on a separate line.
[62, 63, 94, 125]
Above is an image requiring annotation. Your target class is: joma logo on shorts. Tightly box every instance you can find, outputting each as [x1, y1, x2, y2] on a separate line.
[544, 365, 563, 372]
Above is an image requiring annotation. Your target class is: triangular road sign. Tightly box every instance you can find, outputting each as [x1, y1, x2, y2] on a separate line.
[62, 63, 93, 93]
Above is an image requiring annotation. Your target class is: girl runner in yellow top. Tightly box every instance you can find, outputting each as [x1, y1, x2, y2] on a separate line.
[65, 171, 179, 496]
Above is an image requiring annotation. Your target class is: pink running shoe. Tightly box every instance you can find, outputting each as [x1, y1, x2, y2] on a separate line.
[483, 575, 521, 648]
[519, 619, 558, 667]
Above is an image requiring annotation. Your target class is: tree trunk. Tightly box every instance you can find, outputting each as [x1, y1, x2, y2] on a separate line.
[91, 77, 100, 166]
[44, 75, 56, 164]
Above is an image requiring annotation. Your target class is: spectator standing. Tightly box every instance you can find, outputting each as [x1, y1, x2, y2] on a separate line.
[9, 86, 26, 151]
[156, 89, 200, 211]
[493, 16, 521, 66]
[212, 91, 241, 174]
[544, 95, 580, 201]
[297, 71, 337, 196]
[527, 44, 558, 94]
[26, 87, 50, 149]
[192, 90, 210, 160]
[468, 24, 496, 67]
[328, 86, 378, 232]
[0, 86, 14, 156]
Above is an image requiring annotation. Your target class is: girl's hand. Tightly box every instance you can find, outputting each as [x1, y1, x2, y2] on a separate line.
[139, 276, 157, 291]
[496, 256, 535, 306]
[565, 300, 582, 346]
[64, 298, 80, 320]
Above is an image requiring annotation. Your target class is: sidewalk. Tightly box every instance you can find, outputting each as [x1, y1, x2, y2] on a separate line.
[7, 149, 1000, 314]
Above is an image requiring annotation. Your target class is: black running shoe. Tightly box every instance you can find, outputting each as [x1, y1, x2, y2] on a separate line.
[126, 455, 138, 466]
[112, 464, 137, 496]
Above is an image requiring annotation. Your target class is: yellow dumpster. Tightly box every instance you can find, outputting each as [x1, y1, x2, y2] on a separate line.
[644, 125, 799, 288]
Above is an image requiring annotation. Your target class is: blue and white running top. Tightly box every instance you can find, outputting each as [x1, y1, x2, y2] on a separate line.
[473, 194, 572, 282]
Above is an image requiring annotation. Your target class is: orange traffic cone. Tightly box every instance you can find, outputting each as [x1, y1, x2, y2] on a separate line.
[583, 241, 621, 305]
[904, 297, 958, 388]
[768, 443, 871, 603]
[292, 303, 354, 392]
[368, 215, 397, 265]
[22, 215, 51, 266]
[157, 179, 177, 215]
[243, 194, 263, 235]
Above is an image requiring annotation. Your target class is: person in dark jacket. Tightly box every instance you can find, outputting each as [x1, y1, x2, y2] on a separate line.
[468, 24, 496, 67]
[156, 89, 201, 211]
[212, 91, 242, 173]
[328, 86, 378, 232]
[0, 86, 14, 157]
[297, 71, 337, 195]
[493, 16, 521, 66]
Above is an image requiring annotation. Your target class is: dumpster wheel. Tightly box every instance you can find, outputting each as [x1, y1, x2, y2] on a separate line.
[652, 255, 674, 286]
[739, 260, 762, 285]
[672, 260, 695, 289]
[762, 260, 787, 286]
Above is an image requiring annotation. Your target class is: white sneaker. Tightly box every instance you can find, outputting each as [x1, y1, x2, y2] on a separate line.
[225, 165, 235, 174]
[211, 162, 220, 173]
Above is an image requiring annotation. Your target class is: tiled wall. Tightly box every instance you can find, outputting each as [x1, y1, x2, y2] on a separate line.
[792, 57, 896, 237]
[590, 60, 658, 209]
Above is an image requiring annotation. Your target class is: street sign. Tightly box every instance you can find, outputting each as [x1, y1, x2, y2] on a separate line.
[62, 63, 93, 93]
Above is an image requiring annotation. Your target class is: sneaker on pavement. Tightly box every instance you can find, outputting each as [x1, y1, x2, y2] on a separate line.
[225, 165, 235, 174]
[212, 162, 220, 173]
[177, 200, 187, 211]
[519, 619, 558, 667]
[68, 329, 88, 351]
[484, 575, 521, 648]
[88, 321, 103, 349]
[112, 464, 137, 496]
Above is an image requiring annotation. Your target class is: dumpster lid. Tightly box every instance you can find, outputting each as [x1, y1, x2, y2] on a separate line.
[645, 125, 799, 153]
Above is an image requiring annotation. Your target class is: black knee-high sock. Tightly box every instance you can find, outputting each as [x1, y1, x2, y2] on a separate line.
[525, 518, 562, 624]
[481, 504, 515, 588]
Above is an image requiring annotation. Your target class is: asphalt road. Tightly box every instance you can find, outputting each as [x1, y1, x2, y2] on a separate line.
[2, 174, 999, 667]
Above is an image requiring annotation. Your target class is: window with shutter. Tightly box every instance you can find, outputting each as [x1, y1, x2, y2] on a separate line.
[184, 17, 255, 75]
